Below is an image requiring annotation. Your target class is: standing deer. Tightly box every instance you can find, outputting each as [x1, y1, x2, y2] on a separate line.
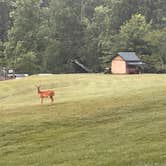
[36, 86, 55, 104]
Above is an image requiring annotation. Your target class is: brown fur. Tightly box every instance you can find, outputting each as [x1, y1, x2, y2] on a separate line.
[37, 86, 55, 104]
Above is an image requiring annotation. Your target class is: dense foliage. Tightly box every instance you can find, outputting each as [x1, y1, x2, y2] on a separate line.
[0, 0, 166, 74]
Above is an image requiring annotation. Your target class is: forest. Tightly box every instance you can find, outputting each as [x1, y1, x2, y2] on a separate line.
[0, 0, 166, 74]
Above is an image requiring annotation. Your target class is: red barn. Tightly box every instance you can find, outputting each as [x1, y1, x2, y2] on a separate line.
[111, 52, 143, 74]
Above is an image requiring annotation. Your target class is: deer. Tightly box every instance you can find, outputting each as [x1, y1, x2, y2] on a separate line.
[36, 86, 55, 104]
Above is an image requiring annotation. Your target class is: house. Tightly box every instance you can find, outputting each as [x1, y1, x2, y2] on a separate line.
[111, 52, 144, 74]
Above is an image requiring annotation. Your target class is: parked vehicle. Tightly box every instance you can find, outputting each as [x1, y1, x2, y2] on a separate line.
[0, 68, 15, 80]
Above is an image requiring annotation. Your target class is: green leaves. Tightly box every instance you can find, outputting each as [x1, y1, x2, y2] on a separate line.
[0, 0, 166, 74]
[113, 14, 152, 53]
[4, 0, 44, 72]
[16, 52, 39, 74]
[144, 28, 166, 70]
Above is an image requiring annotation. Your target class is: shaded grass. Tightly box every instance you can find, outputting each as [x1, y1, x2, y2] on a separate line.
[0, 74, 166, 166]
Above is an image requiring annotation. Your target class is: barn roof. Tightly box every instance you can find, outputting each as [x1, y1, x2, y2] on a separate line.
[127, 62, 144, 65]
[117, 52, 140, 62]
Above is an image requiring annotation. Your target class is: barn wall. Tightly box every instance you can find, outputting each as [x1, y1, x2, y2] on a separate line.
[111, 56, 127, 74]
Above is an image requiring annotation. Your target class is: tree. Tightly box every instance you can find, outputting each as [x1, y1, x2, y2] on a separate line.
[144, 28, 166, 71]
[2, 0, 166, 74]
[4, 0, 43, 73]
[0, 1, 10, 42]
[105, 0, 166, 30]
[112, 14, 152, 54]
[46, 0, 86, 73]
[0, 40, 4, 64]
[15, 51, 39, 74]
[83, 5, 112, 70]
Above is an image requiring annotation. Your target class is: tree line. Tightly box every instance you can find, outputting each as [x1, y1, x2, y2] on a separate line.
[0, 0, 166, 74]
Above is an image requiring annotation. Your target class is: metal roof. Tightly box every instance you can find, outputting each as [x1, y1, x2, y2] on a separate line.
[118, 52, 140, 62]
[127, 62, 145, 65]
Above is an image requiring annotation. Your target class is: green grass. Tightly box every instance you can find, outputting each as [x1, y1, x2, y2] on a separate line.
[0, 74, 166, 166]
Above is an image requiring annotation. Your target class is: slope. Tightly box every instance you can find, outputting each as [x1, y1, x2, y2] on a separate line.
[0, 74, 166, 166]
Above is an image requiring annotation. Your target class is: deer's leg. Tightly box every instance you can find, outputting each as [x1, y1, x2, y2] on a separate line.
[41, 98, 43, 104]
[50, 96, 54, 103]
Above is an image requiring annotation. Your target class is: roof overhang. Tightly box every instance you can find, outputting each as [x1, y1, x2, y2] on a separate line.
[127, 62, 145, 66]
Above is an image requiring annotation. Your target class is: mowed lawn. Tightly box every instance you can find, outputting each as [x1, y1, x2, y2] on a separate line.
[0, 74, 166, 166]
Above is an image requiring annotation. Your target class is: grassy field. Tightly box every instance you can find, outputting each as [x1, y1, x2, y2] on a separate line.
[0, 74, 166, 166]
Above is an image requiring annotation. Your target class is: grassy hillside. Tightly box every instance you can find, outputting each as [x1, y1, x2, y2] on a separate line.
[0, 74, 166, 166]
